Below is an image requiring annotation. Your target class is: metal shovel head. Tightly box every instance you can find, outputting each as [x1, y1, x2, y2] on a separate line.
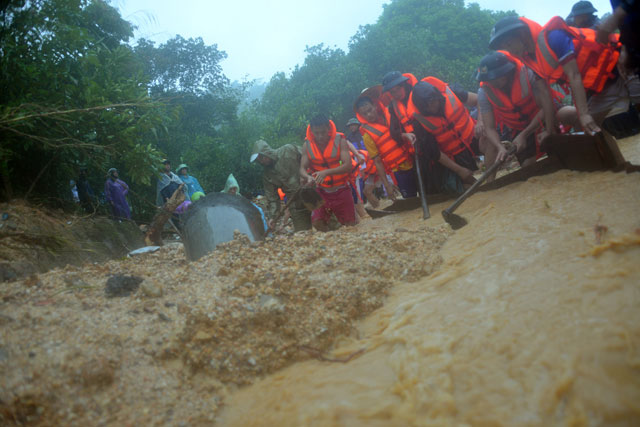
[181, 192, 266, 261]
[442, 209, 468, 230]
[300, 187, 324, 211]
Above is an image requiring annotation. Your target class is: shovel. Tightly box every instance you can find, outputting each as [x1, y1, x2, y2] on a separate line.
[413, 144, 431, 219]
[442, 145, 517, 229]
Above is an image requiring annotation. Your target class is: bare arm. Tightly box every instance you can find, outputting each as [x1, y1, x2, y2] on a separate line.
[563, 59, 600, 135]
[299, 142, 314, 186]
[373, 155, 399, 201]
[479, 106, 506, 159]
[532, 76, 557, 136]
[346, 140, 364, 164]
[464, 91, 478, 108]
[480, 107, 501, 148]
[597, 6, 627, 44]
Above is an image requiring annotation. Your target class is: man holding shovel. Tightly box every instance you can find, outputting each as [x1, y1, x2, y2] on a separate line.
[407, 77, 504, 187]
[250, 140, 311, 232]
[477, 51, 560, 168]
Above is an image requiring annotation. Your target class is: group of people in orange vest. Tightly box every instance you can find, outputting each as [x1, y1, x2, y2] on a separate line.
[292, 1, 639, 232]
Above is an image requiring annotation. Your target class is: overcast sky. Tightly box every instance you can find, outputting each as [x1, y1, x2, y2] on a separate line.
[116, 0, 614, 83]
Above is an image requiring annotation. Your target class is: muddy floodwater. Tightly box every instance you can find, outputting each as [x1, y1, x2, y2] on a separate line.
[221, 137, 640, 426]
[1, 135, 639, 426]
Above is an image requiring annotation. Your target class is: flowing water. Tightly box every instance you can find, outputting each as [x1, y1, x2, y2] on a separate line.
[220, 136, 640, 426]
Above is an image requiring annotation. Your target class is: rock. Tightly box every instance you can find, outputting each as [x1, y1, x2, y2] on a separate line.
[104, 274, 143, 298]
[258, 294, 284, 313]
[0, 346, 8, 362]
[193, 330, 214, 341]
[158, 312, 171, 322]
[140, 280, 163, 298]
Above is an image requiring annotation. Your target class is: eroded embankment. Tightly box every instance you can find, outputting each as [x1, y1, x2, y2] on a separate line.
[0, 201, 144, 282]
[0, 224, 449, 425]
[219, 166, 640, 426]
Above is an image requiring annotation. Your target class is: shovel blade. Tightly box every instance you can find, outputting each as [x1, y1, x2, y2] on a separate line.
[442, 210, 467, 230]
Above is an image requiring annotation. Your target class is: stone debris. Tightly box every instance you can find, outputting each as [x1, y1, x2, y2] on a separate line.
[104, 274, 143, 297]
[0, 224, 449, 425]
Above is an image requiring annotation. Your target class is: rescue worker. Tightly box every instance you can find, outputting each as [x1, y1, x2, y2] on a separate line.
[354, 87, 413, 199]
[488, 15, 632, 135]
[176, 164, 204, 199]
[566, 1, 600, 28]
[250, 139, 312, 232]
[345, 118, 365, 150]
[357, 149, 381, 208]
[300, 115, 356, 231]
[476, 51, 560, 167]
[407, 77, 506, 187]
[381, 71, 419, 146]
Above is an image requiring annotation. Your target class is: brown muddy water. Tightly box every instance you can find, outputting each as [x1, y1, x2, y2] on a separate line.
[1, 135, 639, 426]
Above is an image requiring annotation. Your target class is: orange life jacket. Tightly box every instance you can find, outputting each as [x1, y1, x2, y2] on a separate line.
[357, 101, 413, 172]
[480, 51, 540, 131]
[305, 120, 349, 189]
[389, 73, 418, 133]
[519, 16, 619, 93]
[357, 149, 377, 180]
[407, 77, 476, 159]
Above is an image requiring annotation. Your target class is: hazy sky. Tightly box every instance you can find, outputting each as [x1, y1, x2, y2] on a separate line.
[116, 0, 614, 83]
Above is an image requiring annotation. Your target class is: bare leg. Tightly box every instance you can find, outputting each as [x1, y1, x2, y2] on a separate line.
[363, 183, 379, 208]
[355, 202, 369, 220]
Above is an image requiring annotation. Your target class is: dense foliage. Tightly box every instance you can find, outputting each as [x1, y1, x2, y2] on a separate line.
[0, 0, 512, 221]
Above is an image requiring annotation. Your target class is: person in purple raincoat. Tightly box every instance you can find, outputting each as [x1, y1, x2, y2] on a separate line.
[104, 168, 131, 220]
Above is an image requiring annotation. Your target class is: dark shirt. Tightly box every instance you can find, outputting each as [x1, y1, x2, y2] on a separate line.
[346, 131, 366, 150]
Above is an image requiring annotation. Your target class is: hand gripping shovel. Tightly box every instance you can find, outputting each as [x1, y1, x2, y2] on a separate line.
[442, 145, 516, 229]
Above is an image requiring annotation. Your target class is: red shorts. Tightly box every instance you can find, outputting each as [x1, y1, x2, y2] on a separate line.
[311, 186, 356, 226]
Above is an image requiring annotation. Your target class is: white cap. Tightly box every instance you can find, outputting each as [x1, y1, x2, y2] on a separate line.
[250, 153, 259, 163]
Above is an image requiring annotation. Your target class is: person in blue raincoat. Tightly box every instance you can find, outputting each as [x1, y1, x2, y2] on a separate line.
[104, 168, 131, 220]
[176, 164, 205, 199]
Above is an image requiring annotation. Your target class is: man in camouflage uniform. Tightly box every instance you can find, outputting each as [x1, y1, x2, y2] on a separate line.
[250, 140, 311, 232]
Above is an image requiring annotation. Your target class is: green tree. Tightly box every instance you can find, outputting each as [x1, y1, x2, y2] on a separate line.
[0, 0, 166, 217]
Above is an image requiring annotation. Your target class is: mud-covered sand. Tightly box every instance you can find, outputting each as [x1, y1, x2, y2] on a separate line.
[0, 223, 448, 425]
[1, 134, 639, 426]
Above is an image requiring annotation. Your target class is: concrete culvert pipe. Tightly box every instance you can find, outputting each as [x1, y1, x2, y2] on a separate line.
[181, 192, 266, 261]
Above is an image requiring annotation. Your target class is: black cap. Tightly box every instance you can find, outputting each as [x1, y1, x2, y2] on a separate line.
[568, 1, 597, 18]
[488, 16, 527, 50]
[411, 81, 442, 115]
[162, 159, 170, 165]
[382, 71, 408, 92]
[476, 52, 516, 82]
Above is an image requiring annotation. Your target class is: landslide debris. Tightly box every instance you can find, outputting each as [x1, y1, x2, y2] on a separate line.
[0, 224, 449, 425]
